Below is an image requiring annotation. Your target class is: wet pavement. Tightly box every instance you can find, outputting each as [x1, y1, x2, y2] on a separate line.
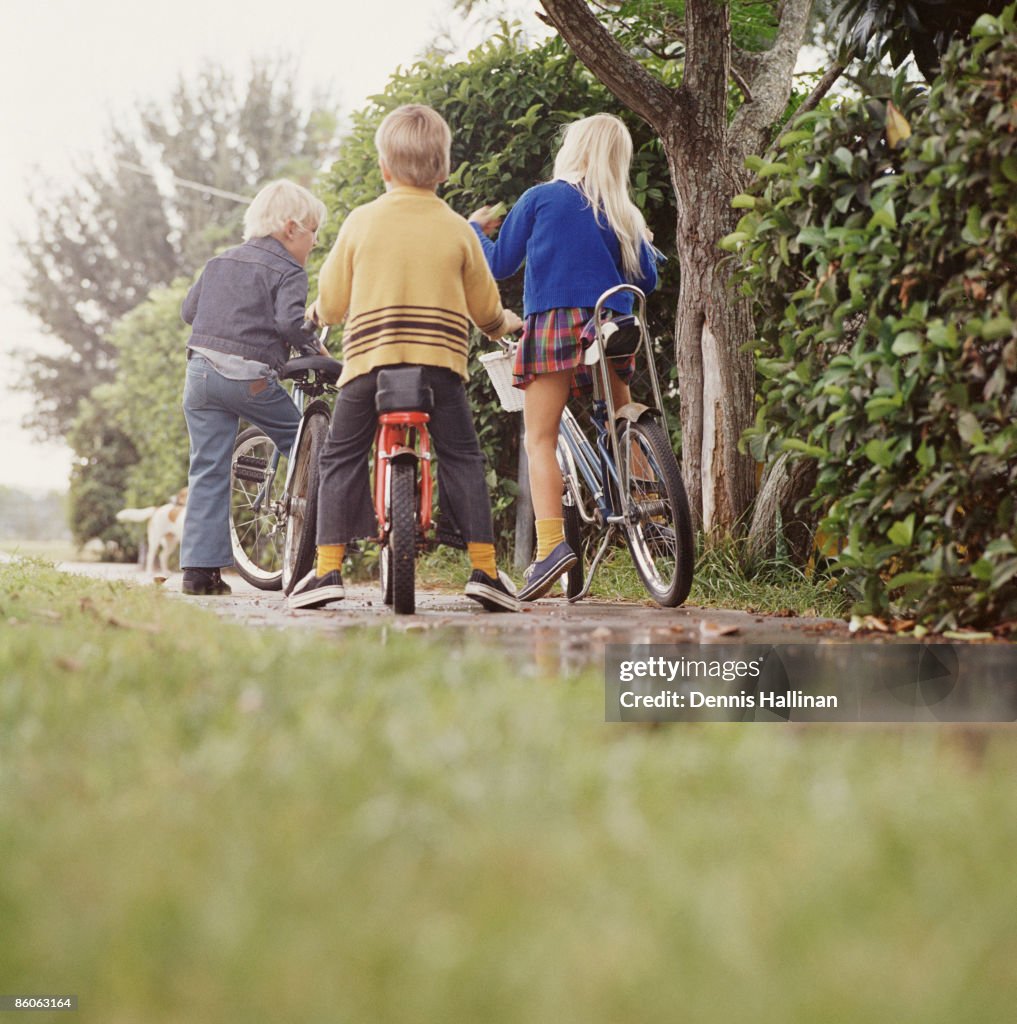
[52, 561, 852, 675]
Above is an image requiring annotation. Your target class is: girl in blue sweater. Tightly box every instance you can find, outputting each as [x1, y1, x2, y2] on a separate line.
[469, 113, 659, 601]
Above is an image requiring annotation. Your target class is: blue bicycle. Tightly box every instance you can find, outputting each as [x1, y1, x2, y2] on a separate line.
[485, 285, 694, 607]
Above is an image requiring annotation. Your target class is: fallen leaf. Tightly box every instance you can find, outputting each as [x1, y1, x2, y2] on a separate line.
[104, 614, 162, 635]
[700, 620, 740, 639]
[56, 656, 83, 672]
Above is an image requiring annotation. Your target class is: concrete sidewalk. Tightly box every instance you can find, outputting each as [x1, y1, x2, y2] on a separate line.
[52, 560, 851, 665]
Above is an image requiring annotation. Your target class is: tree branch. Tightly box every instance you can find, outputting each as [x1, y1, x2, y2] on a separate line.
[729, 0, 814, 159]
[538, 0, 677, 131]
[682, 0, 731, 124]
[789, 61, 848, 120]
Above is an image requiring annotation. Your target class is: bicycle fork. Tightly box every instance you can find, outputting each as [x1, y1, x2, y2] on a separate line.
[374, 414, 433, 538]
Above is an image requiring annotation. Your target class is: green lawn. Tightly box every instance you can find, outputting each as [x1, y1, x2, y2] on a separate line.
[1, 559, 1015, 1023]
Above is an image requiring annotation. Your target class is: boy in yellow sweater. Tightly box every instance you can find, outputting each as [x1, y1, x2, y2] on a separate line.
[289, 104, 523, 611]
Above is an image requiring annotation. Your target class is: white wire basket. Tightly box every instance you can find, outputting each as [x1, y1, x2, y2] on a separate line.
[480, 346, 524, 412]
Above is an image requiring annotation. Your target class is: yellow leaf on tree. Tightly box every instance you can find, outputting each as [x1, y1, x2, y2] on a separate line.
[886, 101, 912, 149]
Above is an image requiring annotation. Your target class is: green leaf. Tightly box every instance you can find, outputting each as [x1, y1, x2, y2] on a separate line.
[795, 226, 826, 247]
[971, 12, 1003, 36]
[957, 411, 985, 446]
[961, 206, 987, 244]
[731, 194, 756, 209]
[970, 559, 994, 582]
[780, 438, 827, 459]
[718, 231, 750, 251]
[867, 204, 897, 231]
[891, 332, 921, 356]
[887, 514, 915, 547]
[865, 397, 902, 419]
[886, 570, 933, 589]
[864, 439, 895, 469]
[832, 147, 854, 175]
[916, 441, 936, 469]
[981, 316, 1013, 341]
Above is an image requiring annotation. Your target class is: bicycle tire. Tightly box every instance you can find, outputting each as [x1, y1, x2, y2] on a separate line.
[379, 545, 393, 605]
[618, 417, 694, 607]
[229, 426, 286, 590]
[562, 494, 585, 599]
[389, 460, 417, 615]
[282, 402, 330, 594]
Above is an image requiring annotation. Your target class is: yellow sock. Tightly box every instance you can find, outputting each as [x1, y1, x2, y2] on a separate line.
[535, 518, 565, 560]
[316, 544, 345, 576]
[467, 542, 497, 578]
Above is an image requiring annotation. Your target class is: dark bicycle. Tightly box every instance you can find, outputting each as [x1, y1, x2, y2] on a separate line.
[229, 342, 342, 592]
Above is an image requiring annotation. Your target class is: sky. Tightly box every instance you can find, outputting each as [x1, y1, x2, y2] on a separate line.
[0, 0, 541, 494]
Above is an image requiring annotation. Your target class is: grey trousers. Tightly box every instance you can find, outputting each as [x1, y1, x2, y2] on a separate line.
[316, 365, 495, 546]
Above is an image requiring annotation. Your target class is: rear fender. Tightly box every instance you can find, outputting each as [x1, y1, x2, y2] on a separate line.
[613, 401, 655, 425]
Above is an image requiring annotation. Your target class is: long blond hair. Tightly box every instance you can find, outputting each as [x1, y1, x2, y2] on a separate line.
[552, 113, 648, 281]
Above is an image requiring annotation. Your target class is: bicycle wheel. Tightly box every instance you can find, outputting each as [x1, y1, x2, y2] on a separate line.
[562, 493, 585, 600]
[230, 427, 286, 590]
[389, 460, 417, 615]
[617, 417, 694, 607]
[282, 401, 330, 594]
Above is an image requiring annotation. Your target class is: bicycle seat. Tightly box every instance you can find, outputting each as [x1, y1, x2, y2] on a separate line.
[280, 354, 343, 383]
[581, 314, 642, 364]
[376, 366, 434, 413]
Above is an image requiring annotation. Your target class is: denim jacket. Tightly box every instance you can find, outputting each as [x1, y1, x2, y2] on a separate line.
[182, 236, 309, 370]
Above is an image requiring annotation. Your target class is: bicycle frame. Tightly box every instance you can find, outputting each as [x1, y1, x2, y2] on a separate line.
[556, 284, 669, 602]
[246, 326, 336, 521]
[373, 411, 433, 538]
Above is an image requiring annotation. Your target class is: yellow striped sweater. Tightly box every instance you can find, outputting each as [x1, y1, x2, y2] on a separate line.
[316, 185, 509, 386]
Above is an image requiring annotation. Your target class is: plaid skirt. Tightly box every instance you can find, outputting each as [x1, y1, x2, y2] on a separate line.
[513, 307, 636, 398]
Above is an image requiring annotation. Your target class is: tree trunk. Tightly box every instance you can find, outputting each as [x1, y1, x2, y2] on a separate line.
[663, 134, 756, 535]
[746, 451, 819, 565]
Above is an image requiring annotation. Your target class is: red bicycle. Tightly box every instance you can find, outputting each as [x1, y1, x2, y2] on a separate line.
[373, 366, 436, 615]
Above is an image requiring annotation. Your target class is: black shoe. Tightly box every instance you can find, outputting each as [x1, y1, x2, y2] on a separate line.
[182, 567, 232, 596]
[519, 541, 578, 601]
[464, 569, 520, 612]
[288, 569, 345, 609]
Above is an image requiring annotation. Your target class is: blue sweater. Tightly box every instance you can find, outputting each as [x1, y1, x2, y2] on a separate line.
[470, 179, 658, 317]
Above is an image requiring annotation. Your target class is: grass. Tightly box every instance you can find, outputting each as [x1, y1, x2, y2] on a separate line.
[412, 534, 849, 618]
[0, 538, 84, 563]
[2, 558, 1016, 1023]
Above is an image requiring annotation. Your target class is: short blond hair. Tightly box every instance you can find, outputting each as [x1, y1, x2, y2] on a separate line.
[374, 105, 451, 188]
[243, 179, 327, 241]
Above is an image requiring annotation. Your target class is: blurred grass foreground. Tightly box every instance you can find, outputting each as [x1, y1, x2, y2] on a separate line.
[1, 559, 1016, 1023]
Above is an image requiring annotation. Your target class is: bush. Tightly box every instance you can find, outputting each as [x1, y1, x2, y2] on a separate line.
[67, 396, 140, 558]
[731, 6, 1017, 631]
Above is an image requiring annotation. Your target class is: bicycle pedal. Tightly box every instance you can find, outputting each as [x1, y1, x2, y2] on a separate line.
[234, 455, 268, 482]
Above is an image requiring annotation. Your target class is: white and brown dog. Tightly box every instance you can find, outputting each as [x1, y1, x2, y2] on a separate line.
[116, 487, 188, 574]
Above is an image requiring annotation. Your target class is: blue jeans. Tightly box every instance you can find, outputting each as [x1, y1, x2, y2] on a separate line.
[181, 354, 301, 568]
